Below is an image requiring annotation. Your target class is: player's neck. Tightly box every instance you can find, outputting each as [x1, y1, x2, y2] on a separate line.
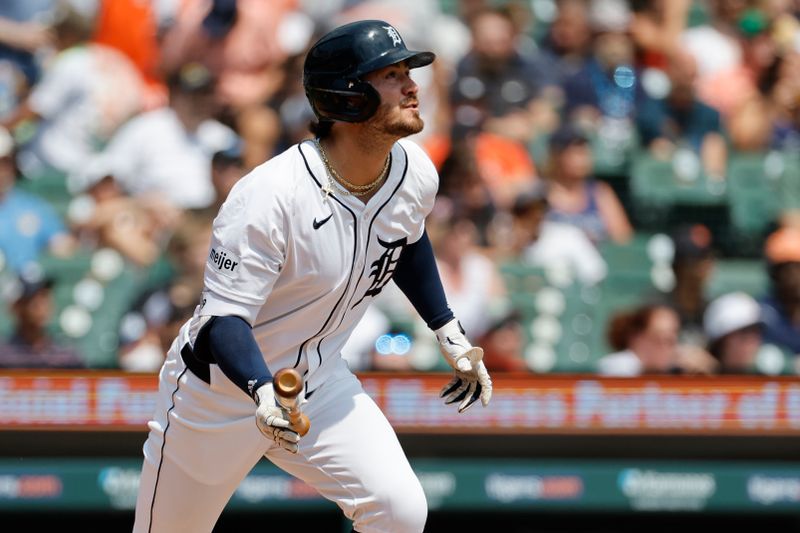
[319, 131, 394, 188]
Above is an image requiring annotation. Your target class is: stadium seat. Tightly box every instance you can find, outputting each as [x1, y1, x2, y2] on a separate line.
[15, 171, 72, 218]
[726, 151, 795, 255]
[629, 150, 729, 231]
[705, 258, 769, 301]
[37, 250, 175, 368]
[500, 232, 676, 373]
[588, 123, 639, 178]
[500, 262, 610, 373]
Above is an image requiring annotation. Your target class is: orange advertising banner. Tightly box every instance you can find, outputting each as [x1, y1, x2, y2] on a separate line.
[1, 372, 799, 435]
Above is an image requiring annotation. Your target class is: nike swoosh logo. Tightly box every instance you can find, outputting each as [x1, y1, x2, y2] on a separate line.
[312, 214, 333, 230]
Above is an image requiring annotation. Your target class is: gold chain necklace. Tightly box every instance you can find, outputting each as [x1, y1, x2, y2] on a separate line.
[314, 139, 390, 197]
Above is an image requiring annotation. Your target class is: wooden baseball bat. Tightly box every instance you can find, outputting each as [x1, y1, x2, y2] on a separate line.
[273, 368, 311, 436]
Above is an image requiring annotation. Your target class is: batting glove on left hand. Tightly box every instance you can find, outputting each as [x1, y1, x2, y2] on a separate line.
[254, 384, 301, 453]
[435, 319, 492, 413]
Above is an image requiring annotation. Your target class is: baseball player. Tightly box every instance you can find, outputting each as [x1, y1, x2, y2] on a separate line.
[133, 20, 493, 533]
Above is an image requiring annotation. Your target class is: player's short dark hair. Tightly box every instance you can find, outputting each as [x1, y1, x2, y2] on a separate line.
[308, 119, 333, 140]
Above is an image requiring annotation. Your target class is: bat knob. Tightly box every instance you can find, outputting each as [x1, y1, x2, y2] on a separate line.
[273, 368, 303, 398]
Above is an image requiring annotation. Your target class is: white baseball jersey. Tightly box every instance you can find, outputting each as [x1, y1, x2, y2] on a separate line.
[181, 138, 437, 394]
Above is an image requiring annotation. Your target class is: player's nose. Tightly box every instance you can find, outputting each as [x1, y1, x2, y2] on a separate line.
[402, 76, 418, 96]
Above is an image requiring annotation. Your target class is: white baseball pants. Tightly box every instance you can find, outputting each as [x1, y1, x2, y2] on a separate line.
[132, 345, 427, 533]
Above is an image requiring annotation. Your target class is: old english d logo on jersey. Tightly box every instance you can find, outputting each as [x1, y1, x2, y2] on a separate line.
[208, 246, 240, 278]
[351, 236, 407, 308]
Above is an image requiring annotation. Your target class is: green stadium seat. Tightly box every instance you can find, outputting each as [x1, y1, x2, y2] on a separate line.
[629, 150, 729, 230]
[15, 171, 72, 218]
[500, 262, 612, 373]
[527, 132, 550, 171]
[19, 250, 178, 368]
[725, 151, 786, 254]
[705, 259, 769, 301]
[589, 124, 639, 178]
[779, 153, 800, 213]
[600, 232, 654, 273]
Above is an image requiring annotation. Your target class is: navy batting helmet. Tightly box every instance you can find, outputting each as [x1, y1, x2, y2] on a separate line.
[303, 20, 435, 123]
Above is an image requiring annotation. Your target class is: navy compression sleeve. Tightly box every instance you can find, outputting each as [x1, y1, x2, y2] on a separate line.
[195, 315, 272, 401]
[392, 230, 454, 330]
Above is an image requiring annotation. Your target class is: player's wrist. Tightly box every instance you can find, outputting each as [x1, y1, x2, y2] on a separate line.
[251, 379, 274, 404]
[434, 318, 467, 345]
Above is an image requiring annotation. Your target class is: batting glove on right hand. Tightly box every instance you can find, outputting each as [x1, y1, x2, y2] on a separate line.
[435, 319, 493, 413]
[254, 384, 300, 453]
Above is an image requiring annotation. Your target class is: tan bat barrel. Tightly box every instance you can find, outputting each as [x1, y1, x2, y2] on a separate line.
[273, 368, 311, 436]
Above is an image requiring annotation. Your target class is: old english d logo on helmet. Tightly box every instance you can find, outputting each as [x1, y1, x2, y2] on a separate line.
[383, 25, 402, 46]
[303, 20, 435, 123]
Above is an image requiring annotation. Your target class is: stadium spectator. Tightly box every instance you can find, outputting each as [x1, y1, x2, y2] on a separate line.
[449, 6, 557, 143]
[0, 126, 75, 273]
[562, 0, 647, 130]
[478, 311, 527, 372]
[91, 0, 170, 109]
[543, 124, 633, 245]
[0, 0, 56, 88]
[265, 43, 317, 156]
[715, 11, 787, 154]
[680, 0, 757, 118]
[71, 61, 237, 210]
[704, 291, 792, 375]
[597, 303, 717, 376]
[159, 0, 299, 110]
[436, 140, 498, 247]
[0, 270, 83, 368]
[759, 49, 800, 153]
[636, 48, 728, 179]
[104, 136, 245, 368]
[761, 227, 800, 355]
[505, 181, 607, 286]
[472, 131, 539, 211]
[429, 208, 506, 341]
[661, 224, 716, 346]
[116, 213, 212, 372]
[159, 0, 311, 167]
[191, 138, 248, 222]
[726, 91, 774, 153]
[68, 172, 178, 268]
[2, 2, 144, 180]
[538, 0, 593, 84]
[628, 0, 691, 64]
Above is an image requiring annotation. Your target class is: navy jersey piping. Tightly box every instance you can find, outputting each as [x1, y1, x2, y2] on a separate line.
[147, 367, 188, 532]
[317, 145, 409, 360]
[294, 143, 359, 370]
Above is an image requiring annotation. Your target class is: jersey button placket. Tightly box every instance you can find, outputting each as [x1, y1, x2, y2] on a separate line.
[361, 210, 371, 262]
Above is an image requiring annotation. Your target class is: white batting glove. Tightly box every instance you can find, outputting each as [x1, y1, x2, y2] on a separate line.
[254, 384, 301, 453]
[434, 319, 493, 413]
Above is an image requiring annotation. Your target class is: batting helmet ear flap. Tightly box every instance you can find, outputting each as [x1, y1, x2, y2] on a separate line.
[304, 76, 381, 123]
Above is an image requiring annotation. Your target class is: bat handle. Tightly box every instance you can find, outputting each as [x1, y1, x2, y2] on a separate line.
[273, 368, 311, 437]
[287, 410, 311, 437]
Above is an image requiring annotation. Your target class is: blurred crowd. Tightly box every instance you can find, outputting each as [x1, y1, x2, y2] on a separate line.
[0, 0, 799, 377]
